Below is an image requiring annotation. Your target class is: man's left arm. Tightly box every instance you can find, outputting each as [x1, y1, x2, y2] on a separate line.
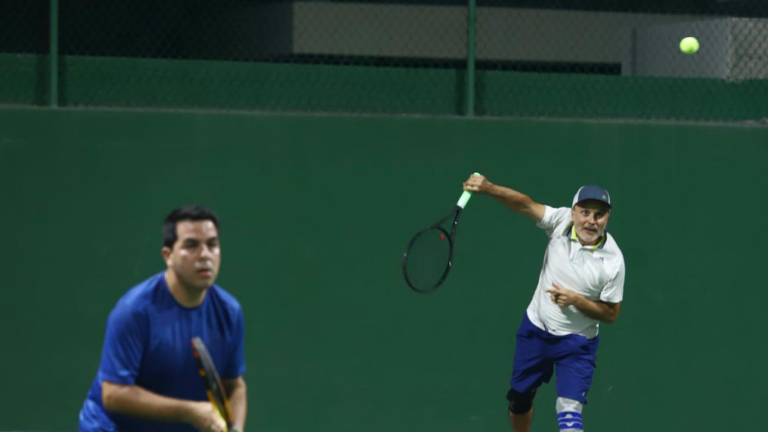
[547, 282, 621, 323]
[224, 377, 247, 432]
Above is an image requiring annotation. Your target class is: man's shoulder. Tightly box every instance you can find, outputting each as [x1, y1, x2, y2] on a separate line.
[103, 273, 165, 334]
[113, 273, 166, 313]
[601, 233, 625, 266]
[546, 206, 572, 220]
[206, 286, 244, 333]
[208, 284, 243, 312]
[538, 206, 572, 233]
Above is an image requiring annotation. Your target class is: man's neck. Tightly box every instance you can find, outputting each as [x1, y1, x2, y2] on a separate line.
[164, 270, 206, 307]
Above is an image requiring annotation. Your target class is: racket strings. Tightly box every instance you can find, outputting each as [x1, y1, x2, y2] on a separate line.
[404, 227, 452, 292]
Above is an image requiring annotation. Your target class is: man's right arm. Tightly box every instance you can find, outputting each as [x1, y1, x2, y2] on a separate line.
[463, 173, 546, 222]
[102, 381, 226, 432]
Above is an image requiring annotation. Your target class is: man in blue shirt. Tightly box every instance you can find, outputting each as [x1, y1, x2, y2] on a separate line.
[79, 206, 247, 432]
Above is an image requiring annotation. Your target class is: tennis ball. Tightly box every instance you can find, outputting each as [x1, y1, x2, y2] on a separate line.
[679, 36, 699, 54]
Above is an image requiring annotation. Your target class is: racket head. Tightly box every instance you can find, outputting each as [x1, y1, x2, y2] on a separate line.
[402, 225, 454, 293]
[190, 337, 233, 425]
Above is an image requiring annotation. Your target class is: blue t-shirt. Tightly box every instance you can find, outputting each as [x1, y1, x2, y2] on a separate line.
[79, 273, 245, 432]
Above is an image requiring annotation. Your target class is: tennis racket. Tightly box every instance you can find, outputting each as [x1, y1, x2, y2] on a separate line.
[191, 337, 233, 429]
[402, 176, 477, 293]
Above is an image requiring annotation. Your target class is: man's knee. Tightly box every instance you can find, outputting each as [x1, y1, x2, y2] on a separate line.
[506, 388, 536, 414]
[556, 397, 583, 431]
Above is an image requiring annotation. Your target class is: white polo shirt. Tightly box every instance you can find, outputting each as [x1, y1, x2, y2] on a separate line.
[526, 206, 625, 339]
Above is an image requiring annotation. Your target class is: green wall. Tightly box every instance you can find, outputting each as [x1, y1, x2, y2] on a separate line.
[4, 53, 768, 121]
[1, 107, 767, 431]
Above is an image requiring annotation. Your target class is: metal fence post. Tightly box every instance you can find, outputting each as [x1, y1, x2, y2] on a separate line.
[465, 0, 477, 116]
[49, 0, 59, 107]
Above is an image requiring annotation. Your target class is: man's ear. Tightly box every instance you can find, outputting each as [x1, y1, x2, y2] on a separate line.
[161, 246, 172, 266]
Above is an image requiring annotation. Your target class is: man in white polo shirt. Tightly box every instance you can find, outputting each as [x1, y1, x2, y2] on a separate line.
[463, 174, 625, 432]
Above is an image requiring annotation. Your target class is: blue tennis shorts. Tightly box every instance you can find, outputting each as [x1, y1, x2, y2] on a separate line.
[509, 313, 600, 404]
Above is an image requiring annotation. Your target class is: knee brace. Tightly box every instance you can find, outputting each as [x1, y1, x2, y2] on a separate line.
[556, 397, 584, 431]
[506, 388, 536, 414]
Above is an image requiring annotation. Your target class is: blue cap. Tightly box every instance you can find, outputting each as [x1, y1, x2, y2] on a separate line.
[572, 185, 612, 208]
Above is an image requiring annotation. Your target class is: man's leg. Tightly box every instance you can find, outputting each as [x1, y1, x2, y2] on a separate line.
[553, 334, 598, 432]
[507, 314, 552, 432]
[507, 389, 536, 432]
[556, 397, 583, 432]
[509, 408, 533, 432]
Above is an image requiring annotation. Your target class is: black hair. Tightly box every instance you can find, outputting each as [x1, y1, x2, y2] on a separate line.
[162, 205, 220, 248]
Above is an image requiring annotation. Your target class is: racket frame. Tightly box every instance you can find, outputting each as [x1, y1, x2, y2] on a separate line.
[402, 179, 477, 293]
[402, 205, 465, 293]
[191, 336, 234, 427]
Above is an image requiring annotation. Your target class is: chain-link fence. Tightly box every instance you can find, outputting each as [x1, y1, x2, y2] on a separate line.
[0, 1, 49, 105]
[2, 0, 768, 121]
[477, 1, 768, 120]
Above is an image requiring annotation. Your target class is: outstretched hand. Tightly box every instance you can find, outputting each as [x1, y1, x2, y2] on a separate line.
[463, 173, 489, 193]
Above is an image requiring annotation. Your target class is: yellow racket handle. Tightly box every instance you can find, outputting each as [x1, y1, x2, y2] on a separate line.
[206, 391, 229, 432]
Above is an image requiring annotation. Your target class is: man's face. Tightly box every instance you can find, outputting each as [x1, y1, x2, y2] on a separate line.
[162, 220, 221, 292]
[571, 200, 611, 245]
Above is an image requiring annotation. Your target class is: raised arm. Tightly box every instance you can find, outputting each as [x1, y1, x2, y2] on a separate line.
[463, 173, 546, 222]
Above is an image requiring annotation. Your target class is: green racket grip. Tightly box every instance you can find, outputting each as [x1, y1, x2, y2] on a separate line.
[457, 191, 472, 208]
[457, 172, 482, 208]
